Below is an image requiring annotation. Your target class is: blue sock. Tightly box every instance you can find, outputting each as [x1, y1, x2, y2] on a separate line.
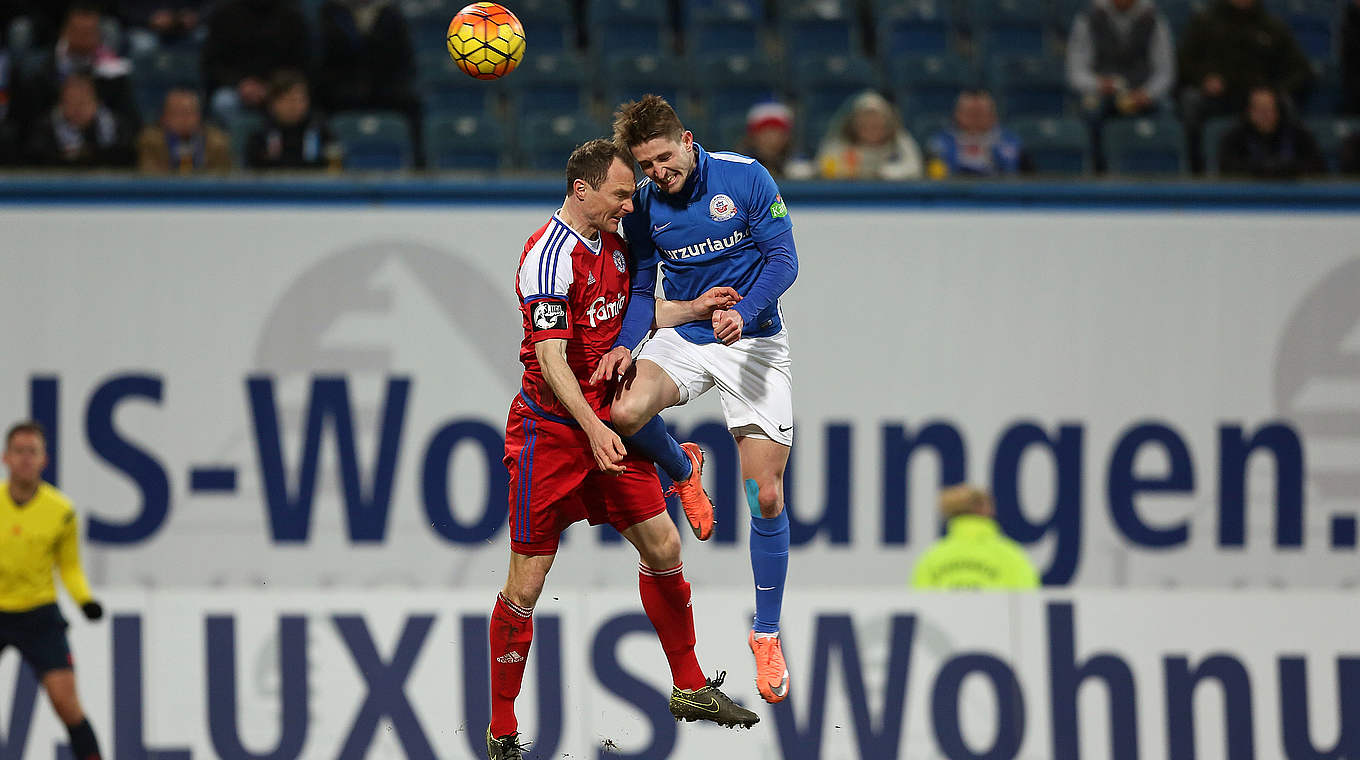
[748, 479, 789, 634]
[621, 415, 692, 482]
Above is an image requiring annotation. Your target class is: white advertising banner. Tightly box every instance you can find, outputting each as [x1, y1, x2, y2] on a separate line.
[0, 590, 1356, 759]
[0, 207, 1358, 589]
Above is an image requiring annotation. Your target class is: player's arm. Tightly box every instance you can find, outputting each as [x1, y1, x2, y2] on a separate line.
[535, 338, 627, 474]
[55, 511, 103, 620]
[594, 208, 657, 383]
[715, 166, 799, 344]
[654, 287, 743, 328]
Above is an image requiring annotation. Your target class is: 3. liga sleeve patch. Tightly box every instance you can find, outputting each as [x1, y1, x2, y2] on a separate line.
[531, 300, 569, 332]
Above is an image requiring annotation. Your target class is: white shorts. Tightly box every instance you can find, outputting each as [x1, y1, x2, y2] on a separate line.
[637, 327, 794, 446]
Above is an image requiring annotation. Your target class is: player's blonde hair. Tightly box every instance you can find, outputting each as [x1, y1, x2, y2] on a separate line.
[939, 484, 993, 520]
[612, 94, 686, 150]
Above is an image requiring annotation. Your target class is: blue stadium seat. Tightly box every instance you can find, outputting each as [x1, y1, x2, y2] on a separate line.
[332, 112, 415, 170]
[1104, 116, 1185, 175]
[779, 0, 863, 55]
[1304, 117, 1360, 173]
[971, 0, 1050, 56]
[508, 0, 579, 52]
[711, 112, 752, 152]
[990, 54, 1069, 117]
[131, 49, 202, 121]
[1201, 115, 1238, 176]
[602, 51, 690, 112]
[417, 51, 499, 116]
[1009, 116, 1090, 174]
[1278, 0, 1338, 59]
[516, 112, 608, 170]
[687, 18, 762, 55]
[425, 111, 510, 170]
[888, 53, 978, 119]
[222, 112, 263, 169]
[694, 53, 783, 118]
[587, 0, 671, 53]
[1302, 60, 1342, 116]
[874, 0, 955, 56]
[792, 54, 882, 122]
[507, 50, 593, 118]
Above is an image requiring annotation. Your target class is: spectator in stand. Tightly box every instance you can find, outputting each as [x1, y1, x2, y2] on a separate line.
[24, 71, 134, 167]
[1217, 85, 1325, 178]
[1340, 131, 1360, 173]
[14, 3, 139, 131]
[926, 90, 1032, 178]
[816, 90, 923, 180]
[246, 69, 338, 171]
[137, 86, 230, 173]
[201, 0, 309, 121]
[2, 1, 117, 51]
[316, 0, 423, 167]
[1066, 0, 1175, 172]
[122, 1, 203, 54]
[1342, 0, 1360, 115]
[734, 100, 814, 179]
[1177, 0, 1313, 172]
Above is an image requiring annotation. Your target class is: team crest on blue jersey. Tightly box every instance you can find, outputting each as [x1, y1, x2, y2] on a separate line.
[709, 194, 737, 222]
[612, 249, 627, 273]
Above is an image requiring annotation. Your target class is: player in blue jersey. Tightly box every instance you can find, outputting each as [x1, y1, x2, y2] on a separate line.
[591, 95, 798, 704]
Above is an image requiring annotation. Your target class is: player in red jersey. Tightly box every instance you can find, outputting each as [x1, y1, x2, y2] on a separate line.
[486, 140, 758, 760]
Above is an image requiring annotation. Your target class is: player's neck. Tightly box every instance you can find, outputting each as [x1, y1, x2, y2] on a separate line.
[558, 202, 600, 242]
[8, 479, 38, 505]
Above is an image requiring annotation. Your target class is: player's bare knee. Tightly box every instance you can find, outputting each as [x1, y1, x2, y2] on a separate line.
[643, 529, 682, 570]
[756, 481, 783, 519]
[610, 396, 647, 436]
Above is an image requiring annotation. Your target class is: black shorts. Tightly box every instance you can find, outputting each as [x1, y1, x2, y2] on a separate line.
[0, 604, 73, 676]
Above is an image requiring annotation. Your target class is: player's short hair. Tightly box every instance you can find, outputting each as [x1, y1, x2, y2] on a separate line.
[612, 94, 686, 150]
[939, 484, 991, 520]
[565, 138, 628, 193]
[5, 421, 47, 449]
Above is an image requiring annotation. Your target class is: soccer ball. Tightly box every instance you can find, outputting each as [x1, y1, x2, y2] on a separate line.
[446, 3, 525, 80]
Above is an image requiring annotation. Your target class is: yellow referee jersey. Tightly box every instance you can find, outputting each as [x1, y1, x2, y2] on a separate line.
[911, 514, 1041, 590]
[0, 481, 94, 612]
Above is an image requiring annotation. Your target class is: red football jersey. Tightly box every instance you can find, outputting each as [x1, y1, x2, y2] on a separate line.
[515, 211, 632, 420]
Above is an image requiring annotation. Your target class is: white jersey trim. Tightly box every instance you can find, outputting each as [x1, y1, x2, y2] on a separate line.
[519, 218, 577, 301]
[709, 151, 757, 164]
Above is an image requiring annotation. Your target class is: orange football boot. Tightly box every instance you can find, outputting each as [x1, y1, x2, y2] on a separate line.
[749, 630, 790, 703]
[669, 442, 715, 540]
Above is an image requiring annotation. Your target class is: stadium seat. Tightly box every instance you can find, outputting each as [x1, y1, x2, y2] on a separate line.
[1302, 60, 1342, 116]
[990, 54, 1069, 118]
[887, 53, 978, 120]
[512, 0, 578, 52]
[971, 0, 1050, 56]
[694, 52, 783, 118]
[1278, 0, 1336, 59]
[601, 51, 690, 113]
[507, 50, 593, 118]
[779, 0, 863, 55]
[1104, 116, 1186, 175]
[1201, 115, 1238, 176]
[222, 112, 263, 169]
[1009, 116, 1091, 174]
[425, 112, 509, 171]
[331, 112, 415, 170]
[874, 0, 955, 56]
[516, 112, 608, 171]
[131, 49, 202, 122]
[587, 0, 671, 53]
[1304, 117, 1360, 172]
[418, 51, 499, 116]
[792, 54, 882, 123]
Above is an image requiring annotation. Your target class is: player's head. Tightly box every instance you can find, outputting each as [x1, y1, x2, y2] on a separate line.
[4, 421, 48, 487]
[939, 484, 993, 520]
[564, 138, 635, 235]
[612, 95, 695, 195]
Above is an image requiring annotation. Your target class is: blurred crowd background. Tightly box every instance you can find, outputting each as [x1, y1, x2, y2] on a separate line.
[0, 0, 1357, 179]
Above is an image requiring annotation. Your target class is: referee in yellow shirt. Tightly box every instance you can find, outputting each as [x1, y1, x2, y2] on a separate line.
[2, 421, 104, 760]
[911, 484, 1040, 590]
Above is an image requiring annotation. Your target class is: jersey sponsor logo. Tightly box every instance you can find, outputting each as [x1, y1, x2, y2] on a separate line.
[496, 651, 525, 663]
[532, 301, 567, 332]
[612, 249, 627, 273]
[770, 195, 788, 219]
[588, 292, 627, 327]
[660, 229, 747, 260]
[709, 194, 738, 222]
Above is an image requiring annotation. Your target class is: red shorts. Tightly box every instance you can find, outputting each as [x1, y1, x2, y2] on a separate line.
[504, 395, 667, 555]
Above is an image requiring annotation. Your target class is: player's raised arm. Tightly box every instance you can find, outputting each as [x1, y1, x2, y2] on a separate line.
[726, 164, 798, 341]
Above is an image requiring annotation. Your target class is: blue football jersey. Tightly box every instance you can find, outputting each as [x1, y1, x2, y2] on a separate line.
[623, 143, 794, 345]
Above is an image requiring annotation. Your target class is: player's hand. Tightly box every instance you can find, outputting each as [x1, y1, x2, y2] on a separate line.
[691, 287, 742, 320]
[590, 346, 633, 385]
[81, 601, 104, 621]
[586, 422, 628, 475]
[712, 309, 744, 345]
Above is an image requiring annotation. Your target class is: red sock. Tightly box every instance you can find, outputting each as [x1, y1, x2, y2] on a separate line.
[639, 563, 706, 691]
[489, 592, 534, 737]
